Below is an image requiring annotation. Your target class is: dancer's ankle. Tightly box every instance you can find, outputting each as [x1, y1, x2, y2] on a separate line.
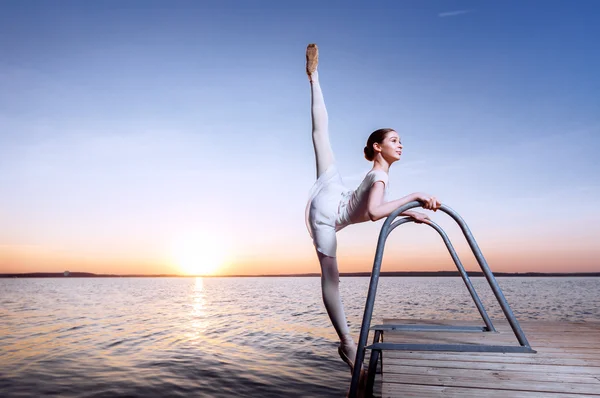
[341, 332, 355, 347]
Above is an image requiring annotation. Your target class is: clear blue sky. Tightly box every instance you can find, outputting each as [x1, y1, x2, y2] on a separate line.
[1, 0, 599, 275]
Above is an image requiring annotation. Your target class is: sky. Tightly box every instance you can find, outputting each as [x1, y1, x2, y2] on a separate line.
[1, 0, 599, 276]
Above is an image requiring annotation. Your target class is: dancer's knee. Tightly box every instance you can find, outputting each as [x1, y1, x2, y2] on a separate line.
[318, 252, 340, 283]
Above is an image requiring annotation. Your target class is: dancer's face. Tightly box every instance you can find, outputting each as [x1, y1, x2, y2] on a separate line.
[375, 131, 403, 163]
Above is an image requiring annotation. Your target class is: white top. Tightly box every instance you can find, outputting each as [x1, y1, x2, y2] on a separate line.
[336, 169, 389, 228]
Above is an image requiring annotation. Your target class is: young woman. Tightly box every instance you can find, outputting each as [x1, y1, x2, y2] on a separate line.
[304, 44, 441, 372]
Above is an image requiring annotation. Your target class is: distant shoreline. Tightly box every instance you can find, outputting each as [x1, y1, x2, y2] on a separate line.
[1, 271, 599, 278]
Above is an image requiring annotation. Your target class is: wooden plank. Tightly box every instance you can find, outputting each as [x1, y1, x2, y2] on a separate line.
[383, 332, 599, 348]
[386, 333, 597, 342]
[383, 319, 600, 328]
[378, 322, 600, 353]
[382, 320, 600, 335]
[381, 341, 599, 350]
[381, 383, 600, 398]
[382, 364, 600, 384]
[527, 347, 600, 354]
[383, 351, 600, 367]
[382, 373, 600, 395]
[410, 351, 600, 360]
[381, 358, 600, 375]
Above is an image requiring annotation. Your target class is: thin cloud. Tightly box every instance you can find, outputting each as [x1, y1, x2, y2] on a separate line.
[439, 9, 473, 18]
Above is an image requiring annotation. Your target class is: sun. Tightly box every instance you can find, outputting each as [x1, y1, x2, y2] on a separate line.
[170, 233, 228, 276]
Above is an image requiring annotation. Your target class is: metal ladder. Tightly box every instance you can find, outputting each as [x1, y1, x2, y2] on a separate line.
[348, 201, 536, 397]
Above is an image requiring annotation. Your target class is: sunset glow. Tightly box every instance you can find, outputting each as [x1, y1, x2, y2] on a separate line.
[170, 234, 228, 276]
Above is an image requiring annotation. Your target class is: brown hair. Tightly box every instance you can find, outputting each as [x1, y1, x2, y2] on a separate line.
[364, 128, 395, 161]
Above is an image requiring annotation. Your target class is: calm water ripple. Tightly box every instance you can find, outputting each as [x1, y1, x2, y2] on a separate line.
[1, 277, 599, 397]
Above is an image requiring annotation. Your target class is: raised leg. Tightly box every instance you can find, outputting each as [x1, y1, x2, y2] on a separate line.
[307, 44, 335, 179]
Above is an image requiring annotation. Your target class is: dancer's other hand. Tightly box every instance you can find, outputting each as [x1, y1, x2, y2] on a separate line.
[415, 192, 441, 211]
[408, 211, 431, 224]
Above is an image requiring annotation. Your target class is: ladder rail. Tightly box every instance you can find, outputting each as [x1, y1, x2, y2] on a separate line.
[440, 203, 530, 347]
[349, 201, 532, 397]
[387, 217, 495, 332]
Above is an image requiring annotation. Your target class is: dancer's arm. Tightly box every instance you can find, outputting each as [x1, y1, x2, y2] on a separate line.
[367, 182, 440, 222]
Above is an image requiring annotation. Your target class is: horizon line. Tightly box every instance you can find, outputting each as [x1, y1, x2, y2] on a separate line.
[2, 271, 599, 278]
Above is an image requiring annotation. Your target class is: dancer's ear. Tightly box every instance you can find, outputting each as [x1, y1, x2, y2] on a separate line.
[373, 142, 382, 154]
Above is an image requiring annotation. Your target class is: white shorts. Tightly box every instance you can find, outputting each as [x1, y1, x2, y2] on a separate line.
[305, 165, 349, 257]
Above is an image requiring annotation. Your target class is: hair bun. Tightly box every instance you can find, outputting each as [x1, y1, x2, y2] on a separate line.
[364, 145, 374, 161]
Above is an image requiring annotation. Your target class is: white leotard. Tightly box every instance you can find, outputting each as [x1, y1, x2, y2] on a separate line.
[306, 167, 389, 257]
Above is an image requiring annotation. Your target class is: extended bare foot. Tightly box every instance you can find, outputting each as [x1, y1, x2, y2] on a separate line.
[306, 43, 319, 82]
[338, 337, 357, 373]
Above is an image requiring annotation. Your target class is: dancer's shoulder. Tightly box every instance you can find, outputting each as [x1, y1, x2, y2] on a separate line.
[367, 169, 389, 186]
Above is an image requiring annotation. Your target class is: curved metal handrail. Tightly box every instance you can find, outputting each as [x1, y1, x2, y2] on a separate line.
[349, 201, 531, 397]
[386, 217, 495, 332]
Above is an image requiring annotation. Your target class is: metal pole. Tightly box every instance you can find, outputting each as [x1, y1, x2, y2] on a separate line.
[387, 218, 496, 332]
[440, 204, 531, 347]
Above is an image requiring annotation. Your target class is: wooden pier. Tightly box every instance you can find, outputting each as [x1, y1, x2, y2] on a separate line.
[368, 319, 600, 397]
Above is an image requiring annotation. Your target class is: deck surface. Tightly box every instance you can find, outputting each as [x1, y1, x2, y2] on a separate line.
[372, 319, 600, 397]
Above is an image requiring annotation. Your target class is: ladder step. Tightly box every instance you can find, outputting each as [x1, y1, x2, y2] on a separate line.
[365, 342, 536, 354]
[370, 324, 488, 333]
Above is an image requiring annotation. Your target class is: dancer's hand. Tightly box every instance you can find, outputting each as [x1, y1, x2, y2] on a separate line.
[408, 211, 431, 224]
[414, 192, 441, 211]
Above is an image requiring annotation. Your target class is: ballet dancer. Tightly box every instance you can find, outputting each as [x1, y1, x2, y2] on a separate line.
[304, 43, 441, 373]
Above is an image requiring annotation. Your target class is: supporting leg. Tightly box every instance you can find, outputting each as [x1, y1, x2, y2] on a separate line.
[317, 251, 356, 371]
